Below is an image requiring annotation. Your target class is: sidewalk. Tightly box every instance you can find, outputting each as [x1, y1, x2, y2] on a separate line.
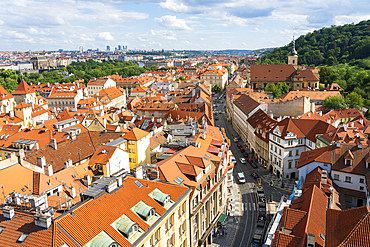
[211, 183, 242, 247]
[260, 174, 296, 193]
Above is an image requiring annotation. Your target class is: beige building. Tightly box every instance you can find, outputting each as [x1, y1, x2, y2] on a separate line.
[52, 176, 191, 247]
[200, 68, 228, 89]
[153, 144, 230, 247]
[0, 84, 15, 114]
[12, 80, 38, 106]
[87, 77, 116, 96]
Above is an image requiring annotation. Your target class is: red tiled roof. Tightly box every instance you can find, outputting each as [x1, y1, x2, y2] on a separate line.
[0, 210, 53, 246]
[326, 206, 370, 247]
[12, 80, 36, 95]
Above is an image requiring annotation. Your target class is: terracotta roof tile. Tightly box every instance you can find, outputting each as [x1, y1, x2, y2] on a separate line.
[12, 80, 35, 95]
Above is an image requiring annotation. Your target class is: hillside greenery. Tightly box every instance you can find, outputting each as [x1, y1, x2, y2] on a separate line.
[257, 20, 370, 108]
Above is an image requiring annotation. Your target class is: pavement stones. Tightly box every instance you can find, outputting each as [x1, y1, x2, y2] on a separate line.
[211, 183, 242, 247]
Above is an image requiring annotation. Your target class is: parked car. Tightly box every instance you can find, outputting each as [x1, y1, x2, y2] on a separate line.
[240, 158, 246, 164]
[240, 148, 245, 153]
[247, 158, 253, 163]
[251, 163, 258, 169]
[243, 152, 249, 157]
[233, 137, 238, 142]
[215, 116, 219, 120]
[231, 156, 236, 163]
[237, 144, 242, 149]
[251, 172, 259, 179]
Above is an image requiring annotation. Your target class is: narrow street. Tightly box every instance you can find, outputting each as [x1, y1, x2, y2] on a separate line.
[212, 91, 291, 246]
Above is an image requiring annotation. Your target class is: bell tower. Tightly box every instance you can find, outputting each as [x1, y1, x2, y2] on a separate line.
[288, 36, 298, 66]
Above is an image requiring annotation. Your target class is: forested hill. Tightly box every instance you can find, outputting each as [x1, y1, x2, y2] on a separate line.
[257, 20, 370, 66]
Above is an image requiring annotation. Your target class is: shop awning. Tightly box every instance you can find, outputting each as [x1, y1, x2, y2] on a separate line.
[218, 213, 227, 224]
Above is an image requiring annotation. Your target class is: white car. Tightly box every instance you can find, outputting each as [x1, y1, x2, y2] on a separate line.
[240, 158, 246, 164]
[233, 137, 238, 142]
[231, 157, 236, 163]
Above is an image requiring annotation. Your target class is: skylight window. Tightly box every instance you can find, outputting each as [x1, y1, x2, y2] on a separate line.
[0, 226, 5, 234]
[16, 233, 29, 244]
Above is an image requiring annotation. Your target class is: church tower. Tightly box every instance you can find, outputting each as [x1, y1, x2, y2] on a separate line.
[288, 36, 298, 66]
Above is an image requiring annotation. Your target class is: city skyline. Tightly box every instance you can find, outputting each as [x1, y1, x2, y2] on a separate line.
[1, 0, 370, 51]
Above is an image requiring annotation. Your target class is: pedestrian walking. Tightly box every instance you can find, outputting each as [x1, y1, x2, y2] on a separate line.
[230, 204, 233, 210]
[233, 216, 236, 224]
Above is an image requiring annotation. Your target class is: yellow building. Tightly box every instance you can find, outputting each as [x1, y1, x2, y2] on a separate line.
[123, 127, 151, 170]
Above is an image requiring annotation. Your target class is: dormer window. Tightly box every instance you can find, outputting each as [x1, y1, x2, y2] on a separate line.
[345, 159, 352, 166]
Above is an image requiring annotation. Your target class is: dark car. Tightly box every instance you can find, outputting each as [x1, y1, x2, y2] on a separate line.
[247, 158, 253, 163]
[251, 172, 259, 179]
[237, 144, 242, 149]
[240, 148, 245, 153]
[251, 163, 258, 169]
[243, 152, 249, 157]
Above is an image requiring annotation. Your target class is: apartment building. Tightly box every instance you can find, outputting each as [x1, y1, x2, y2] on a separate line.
[153, 144, 229, 247]
[298, 143, 370, 208]
[269, 118, 335, 179]
[87, 77, 116, 96]
[122, 127, 151, 170]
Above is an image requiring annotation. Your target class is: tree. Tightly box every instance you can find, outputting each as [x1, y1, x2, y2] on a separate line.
[213, 84, 221, 92]
[264, 82, 289, 98]
[345, 92, 364, 109]
[324, 95, 347, 109]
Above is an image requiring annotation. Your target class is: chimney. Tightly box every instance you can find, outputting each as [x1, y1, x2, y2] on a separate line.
[64, 158, 72, 168]
[134, 166, 143, 179]
[336, 141, 341, 148]
[37, 156, 46, 170]
[9, 111, 14, 118]
[44, 164, 53, 176]
[34, 142, 39, 151]
[116, 176, 123, 187]
[70, 185, 76, 199]
[2, 206, 15, 220]
[103, 118, 107, 129]
[358, 142, 363, 149]
[321, 170, 328, 184]
[308, 113, 311, 118]
[84, 175, 91, 186]
[50, 138, 57, 150]
[360, 118, 364, 125]
[351, 122, 354, 127]
[106, 180, 118, 193]
[34, 213, 52, 229]
[343, 124, 348, 132]
[307, 234, 315, 247]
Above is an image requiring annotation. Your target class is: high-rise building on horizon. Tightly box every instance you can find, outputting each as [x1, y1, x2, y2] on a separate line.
[79, 46, 83, 53]
[106, 45, 110, 51]
[118, 45, 121, 50]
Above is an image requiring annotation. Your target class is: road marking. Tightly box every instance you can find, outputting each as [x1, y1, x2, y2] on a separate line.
[249, 203, 251, 211]
[253, 203, 256, 211]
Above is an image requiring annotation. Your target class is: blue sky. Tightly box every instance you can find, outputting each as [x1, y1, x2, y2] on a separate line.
[1, 0, 370, 51]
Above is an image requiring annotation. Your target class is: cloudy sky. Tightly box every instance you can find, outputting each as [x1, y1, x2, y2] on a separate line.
[1, 0, 370, 51]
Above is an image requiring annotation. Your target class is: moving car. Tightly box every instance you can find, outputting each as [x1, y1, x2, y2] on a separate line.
[240, 158, 246, 164]
[247, 158, 253, 163]
[231, 156, 236, 163]
[233, 137, 238, 142]
[251, 163, 258, 169]
[240, 148, 245, 153]
[237, 173, 246, 183]
[251, 172, 259, 179]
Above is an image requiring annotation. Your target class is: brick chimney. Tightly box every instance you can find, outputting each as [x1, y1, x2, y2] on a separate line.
[50, 138, 57, 150]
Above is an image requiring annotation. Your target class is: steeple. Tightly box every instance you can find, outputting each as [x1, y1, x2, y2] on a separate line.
[291, 35, 297, 56]
[288, 35, 298, 66]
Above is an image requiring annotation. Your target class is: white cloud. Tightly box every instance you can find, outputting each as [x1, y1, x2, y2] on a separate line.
[28, 28, 38, 35]
[151, 29, 177, 40]
[7, 31, 28, 39]
[200, 37, 204, 40]
[155, 15, 191, 30]
[159, 0, 188, 13]
[98, 32, 114, 41]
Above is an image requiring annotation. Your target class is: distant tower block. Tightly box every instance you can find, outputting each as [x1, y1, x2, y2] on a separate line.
[118, 45, 121, 50]
[107, 45, 110, 51]
[288, 35, 298, 66]
[79, 46, 83, 53]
